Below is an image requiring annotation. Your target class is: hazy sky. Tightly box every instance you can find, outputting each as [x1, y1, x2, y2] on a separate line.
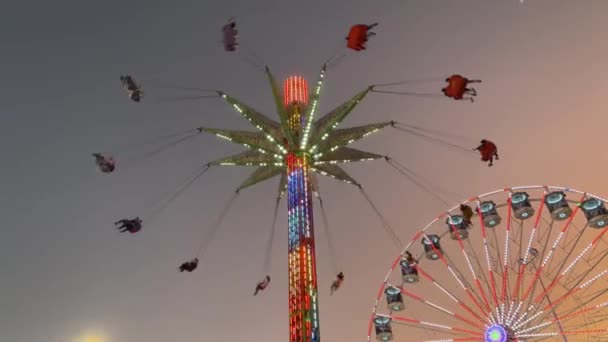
[2, 1, 608, 341]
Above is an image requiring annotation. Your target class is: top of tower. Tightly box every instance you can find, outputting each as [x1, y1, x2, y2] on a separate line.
[283, 75, 309, 107]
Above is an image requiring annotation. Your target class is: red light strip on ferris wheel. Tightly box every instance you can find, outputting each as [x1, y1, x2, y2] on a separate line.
[520, 194, 586, 303]
[539, 233, 608, 313]
[420, 232, 490, 321]
[507, 192, 546, 329]
[376, 314, 483, 339]
[388, 282, 485, 331]
[511, 223, 608, 334]
[501, 197, 513, 307]
[446, 212, 494, 320]
[476, 201, 500, 312]
[532, 206, 607, 306]
[415, 265, 487, 325]
[515, 328, 608, 339]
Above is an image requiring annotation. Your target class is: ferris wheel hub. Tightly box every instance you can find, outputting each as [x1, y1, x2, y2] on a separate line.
[485, 324, 509, 342]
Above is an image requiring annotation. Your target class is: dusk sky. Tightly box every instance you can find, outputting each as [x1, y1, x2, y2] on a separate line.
[2, 1, 608, 341]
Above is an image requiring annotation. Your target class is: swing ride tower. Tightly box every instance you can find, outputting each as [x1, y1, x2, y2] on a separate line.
[283, 76, 320, 342]
[199, 64, 392, 341]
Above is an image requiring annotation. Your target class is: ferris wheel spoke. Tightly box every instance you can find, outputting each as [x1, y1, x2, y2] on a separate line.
[479, 201, 515, 322]
[563, 247, 608, 300]
[414, 265, 488, 324]
[542, 221, 586, 282]
[464, 239, 495, 312]
[515, 267, 608, 335]
[553, 288, 608, 322]
[561, 227, 608, 290]
[422, 339, 485, 342]
[533, 217, 559, 274]
[516, 198, 596, 331]
[516, 300, 608, 336]
[419, 234, 490, 321]
[518, 217, 556, 322]
[442, 248, 492, 316]
[516, 217, 526, 246]
[393, 325, 476, 340]
[532, 223, 593, 307]
[515, 327, 608, 339]
[575, 310, 608, 331]
[534, 218, 553, 245]
[560, 243, 608, 287]
[514, 217, 525, 273]
[387, 283, 485, 331]
[514, 267, 568, 339]
[542, 316, 608, 342]
[421, 338, 485, 342]
[557, 222, 586, 253]
[499, 197, 514, 306]
[520, 194, 585, 305]
[386, 314, 483, 338]
[511, 193, 546, 307]
[489, 229, 512, 307]
[504, 216, 529, 326]
[586, 238, 608, 264]
[538, 266, 608, 317]
[513, 255, 559, 329]
[474, 205, 501, 310]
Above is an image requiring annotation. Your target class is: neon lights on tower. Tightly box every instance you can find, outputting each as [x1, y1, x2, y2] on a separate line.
[284, 76, 309, 107]
[204, 64, 386, 341]
[284, 75, 320, 342]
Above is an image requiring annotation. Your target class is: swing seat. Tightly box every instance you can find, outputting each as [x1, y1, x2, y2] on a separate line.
[346, 24, 370, 51]
[222, 21, 238, 52]
[444, 74, 468, 99]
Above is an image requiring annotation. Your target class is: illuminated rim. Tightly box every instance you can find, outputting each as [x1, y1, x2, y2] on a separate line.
[367, 185, 608, 341]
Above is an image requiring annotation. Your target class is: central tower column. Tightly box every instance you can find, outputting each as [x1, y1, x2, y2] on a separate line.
[284, 76, 320, 342]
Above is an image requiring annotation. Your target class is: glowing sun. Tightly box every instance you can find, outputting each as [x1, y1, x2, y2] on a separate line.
[75, 332, 107, 342]
[84, 336, 104, 342]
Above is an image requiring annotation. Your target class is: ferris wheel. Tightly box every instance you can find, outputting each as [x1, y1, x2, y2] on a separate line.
[368, 185, 608, 342]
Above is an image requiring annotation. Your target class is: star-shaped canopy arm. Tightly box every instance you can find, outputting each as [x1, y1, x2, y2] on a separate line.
[308, 86, 374, 153]
[313, 147, 383, 165]
[311, 163, 360, 186]
[219, 92, 287, 154]
[264, 66, 293, 145]
[197, 127, 282, 155]
[208, 150, 280, 166]
[236, 165, 283, 193]
[300, 64, 327, 150]
[204, 65, 389, 195]
[316, 121, 392, 152]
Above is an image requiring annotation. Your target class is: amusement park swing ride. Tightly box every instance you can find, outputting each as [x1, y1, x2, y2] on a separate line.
[96, 20, 608, 342]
